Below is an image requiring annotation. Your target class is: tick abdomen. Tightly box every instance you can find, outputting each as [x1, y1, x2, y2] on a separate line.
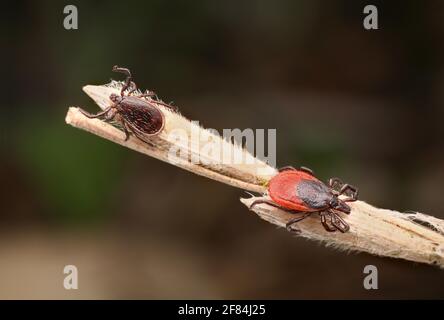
[117, 96, 165, 135]
[268, 170, 327, 212]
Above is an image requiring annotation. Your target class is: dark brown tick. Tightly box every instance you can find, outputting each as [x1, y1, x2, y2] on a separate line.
[79, 66, 176, 145]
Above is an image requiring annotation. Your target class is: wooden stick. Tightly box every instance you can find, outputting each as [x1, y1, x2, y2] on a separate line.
[66, 82, 444, 268]
[241, 197, 444, 267]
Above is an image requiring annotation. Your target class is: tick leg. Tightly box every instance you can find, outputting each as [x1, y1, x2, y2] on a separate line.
[138, 90, 162, 101]
[328, 177, 343, 192]
[330, 212, 350, 233]
[112, 65, 133, 96]
[79, 106, 111, 119]
[121, 121, 131, 141]
[286, 212, 312, 233]
[138, 92, 157, 100]
[154, 100, 179, 112]
[125, 122, 156, 147]
[132, 131, 155, 147]
[278, 166, 296, 172]
[249, 199, 304, 216]
[248, 199, 310, 233]
[127, 81, 138, 95]
[340, 184, 359, 202]
[104, 108, 117, 121]
[278, 166, 314, 176]
[320, 212, 337, 232]
[299, 166, 314, 175]
[249, 199, 286, 211]
[138, 93, 179, 112]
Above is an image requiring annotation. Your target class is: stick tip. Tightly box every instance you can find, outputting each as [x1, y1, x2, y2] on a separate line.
[65, 106, 77, 125]
[82, 85, 116, 110]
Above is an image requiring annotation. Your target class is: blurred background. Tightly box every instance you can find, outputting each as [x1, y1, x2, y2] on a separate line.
[2, 0, 444, 299]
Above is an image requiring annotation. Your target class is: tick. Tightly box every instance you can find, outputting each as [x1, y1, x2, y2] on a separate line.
[79, 65, 176, 145]
[250, 166, 358, 233]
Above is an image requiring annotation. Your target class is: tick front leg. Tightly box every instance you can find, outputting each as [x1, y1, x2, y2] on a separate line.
[319, 212, 337, 232]
[330, 212, 350, 233]
[328, 177, 343, 192]
[127, 81, 138, 95]
[112, 65, 133, 96]
[340, 184, 359, 202]
[79, 106, 111, 119]
[125, 123, 156, 147]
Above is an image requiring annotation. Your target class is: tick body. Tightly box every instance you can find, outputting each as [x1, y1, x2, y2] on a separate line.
[250, 166, 358, 233]
[79, 66, 176, 145]
[109, 94, 164, 137]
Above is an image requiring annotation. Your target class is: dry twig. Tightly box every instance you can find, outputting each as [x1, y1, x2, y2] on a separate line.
[65, 82, 444, 268]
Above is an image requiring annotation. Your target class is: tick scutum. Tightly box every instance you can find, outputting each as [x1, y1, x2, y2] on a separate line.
[296, 179, 332, 210]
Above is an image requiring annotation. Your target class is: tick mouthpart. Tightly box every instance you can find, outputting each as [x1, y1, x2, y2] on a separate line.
[331, 199, 351, 214]
[110, 93, 120, 103]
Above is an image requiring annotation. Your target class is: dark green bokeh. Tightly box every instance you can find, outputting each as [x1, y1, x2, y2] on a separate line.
[17, 112, 125, 223]
[2, 0, 444, 299]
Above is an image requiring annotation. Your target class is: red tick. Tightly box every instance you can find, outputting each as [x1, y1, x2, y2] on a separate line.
[250, 166, 358, 233]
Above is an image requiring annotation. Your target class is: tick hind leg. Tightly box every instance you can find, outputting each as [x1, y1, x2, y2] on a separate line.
[126, 81, 138, 95]
[138, 91, 157, 100]
[154, 100, 179, 112]
[286, 212, 312, 233]
[278, 166, 295, 172]
[249, 199, 310, 233]
[278, 166, 314, 176]
[123, 121, 156, 147]
[249, 199, 289, 212]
